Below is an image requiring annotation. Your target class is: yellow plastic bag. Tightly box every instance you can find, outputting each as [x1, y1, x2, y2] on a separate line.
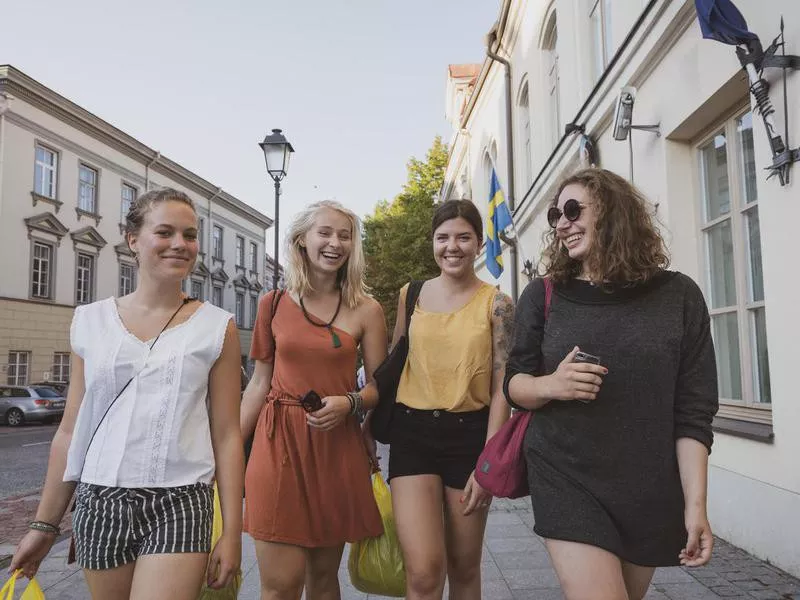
[0, 570, 45, 600]
[197, 483, 242, 600]
[348, 472, 406, 597]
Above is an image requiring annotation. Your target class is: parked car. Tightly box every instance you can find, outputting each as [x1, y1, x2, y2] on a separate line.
[29, 381, 69, 396]
[0, 385, 66, 426]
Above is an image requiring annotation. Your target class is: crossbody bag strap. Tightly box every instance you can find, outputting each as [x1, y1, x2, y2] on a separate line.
[80, 297, 195, 476]
[404, 280, 423, 338]
[268, 289, 284, 348]
[543, 277, 553, 319]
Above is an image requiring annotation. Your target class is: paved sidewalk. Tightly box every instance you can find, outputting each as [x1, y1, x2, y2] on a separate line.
[0, 491, 72, 561]
[2, 495, 799, 599]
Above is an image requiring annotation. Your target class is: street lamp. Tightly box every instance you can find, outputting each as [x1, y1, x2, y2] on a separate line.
[259, 128, 294, 290]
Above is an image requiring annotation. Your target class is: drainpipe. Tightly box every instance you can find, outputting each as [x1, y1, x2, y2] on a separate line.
[486, 31, 519, 300]
[145, 151, 161, 190]
[207, 187, 223, 301]
[0, 94, 9, 225]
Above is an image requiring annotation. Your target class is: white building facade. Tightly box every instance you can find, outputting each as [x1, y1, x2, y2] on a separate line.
[0, 65, 272, 383]
[442, 0, 800, 577]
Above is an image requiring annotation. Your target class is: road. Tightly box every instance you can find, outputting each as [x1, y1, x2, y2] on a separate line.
[0, 424, 57, 500]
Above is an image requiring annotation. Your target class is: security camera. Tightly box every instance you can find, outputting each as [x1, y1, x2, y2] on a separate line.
[612, 85, 660, 141]
[613, 86, 636, 141]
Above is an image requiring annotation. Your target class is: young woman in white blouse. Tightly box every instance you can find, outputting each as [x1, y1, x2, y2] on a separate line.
[9, 188, 244, 600]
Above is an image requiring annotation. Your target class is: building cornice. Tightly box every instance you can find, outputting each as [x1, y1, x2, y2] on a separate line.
[71, 226, 108, 250]
[24, 212, 70, 243]
[0, 65, 273, 231]
[459, 0, 513, 132]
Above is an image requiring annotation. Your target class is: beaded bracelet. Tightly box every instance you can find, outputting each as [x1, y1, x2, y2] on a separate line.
[29, 520, 60, 535]
[346, 391, 363, 416]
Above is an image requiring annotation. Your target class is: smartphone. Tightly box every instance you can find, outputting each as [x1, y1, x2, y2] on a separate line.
[574, 351, 601, 365]
[573, 351, 601, 403]
[300, 390, 324, 413]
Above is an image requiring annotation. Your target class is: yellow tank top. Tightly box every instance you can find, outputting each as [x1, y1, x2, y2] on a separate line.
[396, 282, 495, 412]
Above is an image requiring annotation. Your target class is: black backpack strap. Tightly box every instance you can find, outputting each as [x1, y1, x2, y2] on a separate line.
[404, 280, 424, 337]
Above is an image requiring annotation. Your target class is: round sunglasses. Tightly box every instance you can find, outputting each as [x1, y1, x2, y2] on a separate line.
[547, 198, 585, 228]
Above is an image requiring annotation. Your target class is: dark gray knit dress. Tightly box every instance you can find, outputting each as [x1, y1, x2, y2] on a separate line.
[503, 271, 718, 567]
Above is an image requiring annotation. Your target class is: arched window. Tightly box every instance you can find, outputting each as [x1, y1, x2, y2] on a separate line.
[518, 81, 532, 187]
[542, 11, 561, 149]
[590, 0, 613, 81]
[482, 150, 494, 210]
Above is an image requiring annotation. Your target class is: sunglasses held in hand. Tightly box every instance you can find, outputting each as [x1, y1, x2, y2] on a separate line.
[300, 390, 324, 413]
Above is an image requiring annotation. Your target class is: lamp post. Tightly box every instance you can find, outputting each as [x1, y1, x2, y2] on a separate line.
[259, 129, 295, 291]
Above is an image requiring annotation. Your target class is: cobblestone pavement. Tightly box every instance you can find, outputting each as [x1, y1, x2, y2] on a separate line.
[2, 496, 799, 599]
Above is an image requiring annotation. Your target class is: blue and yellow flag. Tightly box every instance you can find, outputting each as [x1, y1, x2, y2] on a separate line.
[485, 168, 513, 278]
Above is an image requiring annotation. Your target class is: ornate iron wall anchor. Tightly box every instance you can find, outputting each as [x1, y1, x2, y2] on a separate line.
[735, 18, 799, 185]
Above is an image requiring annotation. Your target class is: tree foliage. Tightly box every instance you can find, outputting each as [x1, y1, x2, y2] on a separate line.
[363, 137, 448, 328]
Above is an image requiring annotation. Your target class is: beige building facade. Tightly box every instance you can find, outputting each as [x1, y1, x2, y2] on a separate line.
[442, 0, 800, 577]
[0, 65, 272, 386]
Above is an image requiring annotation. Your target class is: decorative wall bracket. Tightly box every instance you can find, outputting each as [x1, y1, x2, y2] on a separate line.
[736, 18, 799, 185]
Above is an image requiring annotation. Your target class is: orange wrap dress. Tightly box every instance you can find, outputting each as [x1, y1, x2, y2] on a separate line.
[244, 291, 383, 547]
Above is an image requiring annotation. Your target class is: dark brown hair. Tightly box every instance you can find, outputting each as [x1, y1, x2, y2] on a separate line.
[541, 168, 669, 285]
[124, 187, 196, 238]
[432, 199, 483, 241]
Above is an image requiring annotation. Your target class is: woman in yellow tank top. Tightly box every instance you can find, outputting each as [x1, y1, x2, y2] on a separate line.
[383, 199, 514, 600]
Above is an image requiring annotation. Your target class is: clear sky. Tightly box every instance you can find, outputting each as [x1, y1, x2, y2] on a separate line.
[1, 0, 499, 255]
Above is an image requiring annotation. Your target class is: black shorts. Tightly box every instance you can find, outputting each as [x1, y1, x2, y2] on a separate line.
[72, 482, 213, 570]
[388, 404, 489, 490]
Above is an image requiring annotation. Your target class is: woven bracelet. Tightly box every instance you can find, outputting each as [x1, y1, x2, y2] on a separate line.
[29, 520, 60, 535]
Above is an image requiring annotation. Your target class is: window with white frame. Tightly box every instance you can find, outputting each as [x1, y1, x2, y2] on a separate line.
[78, 164, 98, 213]
[213, 225, 223, 260]
[191, 279, 204, 302]
[119, 262, 136, 296]
[698, 110, 770, 410]
[518, 83, 532, 188]
[212, 285, 223, 307]
[52, 352, 70, 383]
[249, 241, 258, 272]
[249, 295, 257, 328]
[121, 184, 136, 222]
[7, 351, 30, 385]
[236, 235, 245, 267]
[543, 14, 561, 148]
[235, 292, 245, 327]
[34, 144, 58, 199]
[31, 241, 53, 299]
[589, 0, 613, 81]
[76, 252, 95, 304]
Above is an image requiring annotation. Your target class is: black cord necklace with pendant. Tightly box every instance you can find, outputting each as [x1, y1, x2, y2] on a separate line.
[299, 289, 343, 348]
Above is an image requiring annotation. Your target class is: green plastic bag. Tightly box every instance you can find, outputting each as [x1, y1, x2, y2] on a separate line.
[348, 472, 406, 597]
[0, 571, 45, 600]
[197, 484, 242, 600]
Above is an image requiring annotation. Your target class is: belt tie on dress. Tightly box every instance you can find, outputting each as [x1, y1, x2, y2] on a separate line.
[264, 393, 303, 465]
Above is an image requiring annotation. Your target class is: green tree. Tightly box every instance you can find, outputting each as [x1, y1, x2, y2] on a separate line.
[364, 137, 449, 328]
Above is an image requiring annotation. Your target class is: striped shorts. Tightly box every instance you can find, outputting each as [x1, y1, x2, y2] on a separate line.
[72, 482, 214, 570]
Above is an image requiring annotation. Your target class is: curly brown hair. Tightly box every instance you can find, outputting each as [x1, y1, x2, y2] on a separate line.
[540, 168, 669, 285]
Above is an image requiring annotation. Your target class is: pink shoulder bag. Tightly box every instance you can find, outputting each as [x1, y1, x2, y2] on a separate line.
[474, 278, 552, 499]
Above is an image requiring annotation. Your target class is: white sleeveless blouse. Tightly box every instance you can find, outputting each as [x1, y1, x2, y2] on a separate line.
[64, 298, 233, 488]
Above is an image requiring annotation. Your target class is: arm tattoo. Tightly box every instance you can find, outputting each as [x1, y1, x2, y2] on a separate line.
[492, 292, 515, 372]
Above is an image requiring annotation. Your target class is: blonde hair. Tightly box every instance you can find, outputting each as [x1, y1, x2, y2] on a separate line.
[284, 200, 370, 309]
